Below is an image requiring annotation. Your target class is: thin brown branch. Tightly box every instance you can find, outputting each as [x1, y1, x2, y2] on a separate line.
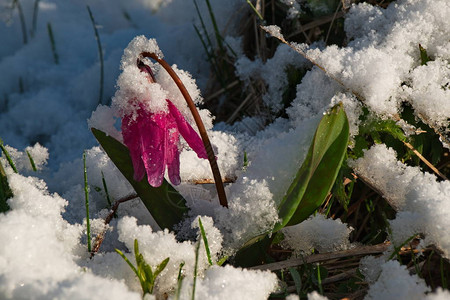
[251, 242, 390, 271]
[140, 52, 228, 208]
[90, 193, 138, 258]
[403, 141, 448, 180]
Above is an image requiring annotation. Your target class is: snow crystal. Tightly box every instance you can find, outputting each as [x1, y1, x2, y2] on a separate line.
[349, 144, 450, 258]
[282, 214, 353, 254]
[364, 260, 429, 300]
[174, 264, 278, 300]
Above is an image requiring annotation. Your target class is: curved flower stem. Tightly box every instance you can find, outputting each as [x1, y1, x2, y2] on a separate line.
[140, 52, 228, 208]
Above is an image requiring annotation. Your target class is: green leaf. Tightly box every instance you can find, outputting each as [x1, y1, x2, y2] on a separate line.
[289, 267, 302, 295]
[0, 160, 12, 213]
[115, 248, 139, 276]
[274, 103, 349, 231]
[198, 218, 213, 265]
[419, 44, 431, 66]
[91, 128, 188, 231]
[154, 257, 170, 278]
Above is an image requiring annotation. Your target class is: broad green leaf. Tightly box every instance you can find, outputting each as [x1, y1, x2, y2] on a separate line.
[274, 103, 349, 231]
[91, 128, 188, 231]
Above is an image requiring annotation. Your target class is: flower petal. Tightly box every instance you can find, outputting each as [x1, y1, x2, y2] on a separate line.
[121, 115, 146, 182]
[141, 113, 167, 187]
[167, 100, 208, 160]
[166, 126, 181, 186]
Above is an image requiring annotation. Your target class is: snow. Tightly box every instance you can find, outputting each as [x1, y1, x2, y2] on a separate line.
[1, 0, 449, 298]
[173, 265, 278, 300]
[349, 144, 450, 258]
[364, 260, 429, 300]
[282, 214, 354, 254]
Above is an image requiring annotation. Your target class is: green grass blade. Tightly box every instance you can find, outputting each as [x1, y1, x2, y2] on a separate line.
[192, 241, 201, 300]
[115, 248, 139, 276]
[246, 0, 264, 21]
[154, 257, 170, 278]
[83, 152, 91, 252]
[87, 6, 104, 106]
[288, 267, 302, 296]
[216, 256, 228, 266]
[47, 22, 59, 64]
[91, 128, 188, 230]
[26, 150, 37, 171]
[204, 0, 224, 53]
[193, 0, 214, 51]
[174, 262, 185, 300]
[12, 0, 28, 44]
[31, 0, 40, 38]
[198, 218, 213, 265]
[101, 171, 113, 208]
[317, 265, 323, 295]
[0, 139, 18, 173]
[274, 103, 349, 231]
[0, 161, 12, 213]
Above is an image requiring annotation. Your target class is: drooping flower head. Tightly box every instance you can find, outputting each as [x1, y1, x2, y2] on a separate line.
[112, 36, 208, 187]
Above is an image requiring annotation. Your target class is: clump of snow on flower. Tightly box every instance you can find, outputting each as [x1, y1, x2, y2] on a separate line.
[282, 214, 353, 254]
[349, 144, 450, 258]
[174, 265, 278, 300]
[87, 105, 122, 142]
[110, 35, 210, 126]
[364, 260, 429, 300]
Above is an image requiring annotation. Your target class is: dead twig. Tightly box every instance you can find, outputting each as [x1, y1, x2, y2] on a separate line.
[251, 242, 390, 271]
[90, 193, 138, 258]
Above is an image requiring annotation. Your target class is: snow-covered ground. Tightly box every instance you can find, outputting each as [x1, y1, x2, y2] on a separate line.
[0, 0, 449, 299]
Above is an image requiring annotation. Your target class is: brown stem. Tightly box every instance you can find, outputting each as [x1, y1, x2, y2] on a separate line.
[140, 52, 228, 208]
[90, 193, 138, 258]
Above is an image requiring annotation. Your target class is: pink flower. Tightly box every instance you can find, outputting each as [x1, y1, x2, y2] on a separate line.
[121, 63, 208, 187]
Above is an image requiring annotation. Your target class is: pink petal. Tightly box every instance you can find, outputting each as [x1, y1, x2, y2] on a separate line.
[141, 113, 167, 187]
[167, 100, 208, 160]
[166, 122, 181, 185]
[121, 115, 145, 182]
